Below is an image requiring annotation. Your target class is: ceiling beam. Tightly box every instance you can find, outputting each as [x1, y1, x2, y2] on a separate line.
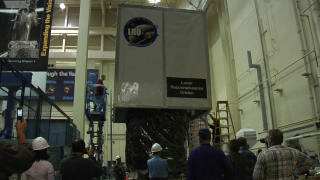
[54, 0, 175, 8]
[49, 51, 115, 60]
[51, 26, 117, 36]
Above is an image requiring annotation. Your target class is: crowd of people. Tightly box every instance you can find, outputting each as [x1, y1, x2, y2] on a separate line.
[0, 119, 104, 180]
[0, 119, 315, 180]
[185, 128, 313, 180]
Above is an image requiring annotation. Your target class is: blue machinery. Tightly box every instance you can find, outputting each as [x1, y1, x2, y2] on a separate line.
[85, 84, 109, 165]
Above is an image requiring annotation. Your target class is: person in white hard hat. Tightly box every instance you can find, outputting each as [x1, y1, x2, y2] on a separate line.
[114, 155, 126, 180]
[21, 137, 55, 180]
[147, 143, 168, 180]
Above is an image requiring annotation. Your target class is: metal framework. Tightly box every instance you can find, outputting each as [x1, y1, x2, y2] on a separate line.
[0, 60, 75, 142]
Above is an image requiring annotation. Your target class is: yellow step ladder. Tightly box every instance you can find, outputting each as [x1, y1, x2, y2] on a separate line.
[213, 101, 236, 150]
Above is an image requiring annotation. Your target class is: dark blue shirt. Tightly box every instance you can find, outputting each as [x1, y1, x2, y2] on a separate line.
[187, 144, 235, 180]
[239, 148, 257, 180]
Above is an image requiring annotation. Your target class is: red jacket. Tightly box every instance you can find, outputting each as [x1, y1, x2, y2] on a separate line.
[95, 79, 104, 95]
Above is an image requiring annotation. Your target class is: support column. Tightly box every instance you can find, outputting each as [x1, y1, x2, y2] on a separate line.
[73, 0, 92, 138]
[217, 0, 241, 132]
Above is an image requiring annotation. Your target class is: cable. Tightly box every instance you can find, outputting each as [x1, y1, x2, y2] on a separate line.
[221, 50, 314, 110]
[186, 0, 197, 9]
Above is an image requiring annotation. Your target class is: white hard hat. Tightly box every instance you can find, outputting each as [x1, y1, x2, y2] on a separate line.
[32, 137, 49, 150]
[151, 143, 163, 153]
[116, 155, 121, 160]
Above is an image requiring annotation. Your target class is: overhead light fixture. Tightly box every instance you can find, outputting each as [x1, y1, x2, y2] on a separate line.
[56, 61, 76, 64]
[109, 3, 112, 9]
[148, 0, 160, 3]
[60, 3, 66, 9]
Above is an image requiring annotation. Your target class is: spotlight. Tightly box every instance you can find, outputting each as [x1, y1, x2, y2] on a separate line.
[109, 3, 112, 9]
[60, 3, 66, 9]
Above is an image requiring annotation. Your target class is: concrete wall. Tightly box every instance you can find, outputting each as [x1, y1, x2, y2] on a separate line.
[176, 0, 320, 154]
[229, 0, 320, 153]
[40, 0, 320, 165]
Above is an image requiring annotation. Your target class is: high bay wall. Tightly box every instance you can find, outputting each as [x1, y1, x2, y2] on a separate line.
[175, 0, 320, 153]
[21, 0, 320, 166]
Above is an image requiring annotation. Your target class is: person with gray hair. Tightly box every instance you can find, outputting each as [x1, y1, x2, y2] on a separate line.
[253, 129, 313, 180]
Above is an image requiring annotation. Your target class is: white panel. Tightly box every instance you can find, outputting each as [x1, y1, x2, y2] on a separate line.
[164, 10, 211, 108]
[116, 6, 164, 107]
[87, 60, 96, 69]
[114, 5, 212, 113]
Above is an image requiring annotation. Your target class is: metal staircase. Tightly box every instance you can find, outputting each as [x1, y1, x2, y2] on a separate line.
[214, 101, 236, 151]
[85, 84, 109, 165]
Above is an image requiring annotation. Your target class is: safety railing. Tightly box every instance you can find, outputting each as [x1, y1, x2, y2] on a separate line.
[0, 60, 79, 147]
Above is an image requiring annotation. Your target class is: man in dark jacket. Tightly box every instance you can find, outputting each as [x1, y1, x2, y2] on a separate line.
[0, 119, 35, 180]
[238, 137, 257, 180]
[186, 129, 235, 180]
[227, 139, 248, 180]
[60, 139, 103, 180]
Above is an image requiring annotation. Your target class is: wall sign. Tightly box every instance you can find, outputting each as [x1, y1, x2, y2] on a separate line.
[0, 0, 55, 71]
[46, 69, 99, 102]
[124, 17, 158, 47]
[167, 77, 207, 98]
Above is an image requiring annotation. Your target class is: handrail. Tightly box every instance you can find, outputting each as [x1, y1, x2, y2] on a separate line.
[0, 60, 72, 121]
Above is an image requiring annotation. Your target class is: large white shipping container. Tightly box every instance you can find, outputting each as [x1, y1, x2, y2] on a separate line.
[114, 5, 212, 122]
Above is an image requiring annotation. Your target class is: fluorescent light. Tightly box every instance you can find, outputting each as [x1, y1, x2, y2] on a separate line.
[148, 0, 160, 3]
[0, 9, 18, 14]
[56, 61, 75, 64]
[36, 8, 44, 12]
[0, 8, 43, 14]
[60, 3, 66, 9]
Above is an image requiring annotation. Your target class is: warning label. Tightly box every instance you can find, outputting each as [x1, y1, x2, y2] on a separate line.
[167, 77, 207, 98]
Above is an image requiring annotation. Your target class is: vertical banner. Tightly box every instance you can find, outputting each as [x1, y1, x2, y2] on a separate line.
[46, 69, 99, 102]
[0, 0, 54, 71]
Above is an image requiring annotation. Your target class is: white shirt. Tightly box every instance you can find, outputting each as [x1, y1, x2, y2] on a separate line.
[21, 160, 55, 180]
